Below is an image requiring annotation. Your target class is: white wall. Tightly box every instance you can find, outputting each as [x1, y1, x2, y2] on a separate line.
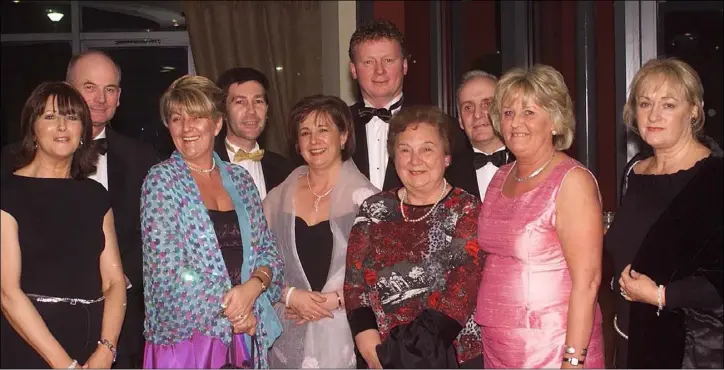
[321, 1, 357, 105]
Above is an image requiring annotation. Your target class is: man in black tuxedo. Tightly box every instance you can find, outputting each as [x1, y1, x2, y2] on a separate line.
[214, 67, 294, 197]
[446, 70, 515, 200]
[347, 20, 408, 191]
[1, 50, 157, 368]
[348, 20, 469, 191]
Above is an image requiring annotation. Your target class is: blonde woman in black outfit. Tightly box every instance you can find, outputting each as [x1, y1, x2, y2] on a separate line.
[605, 58, 723, 368]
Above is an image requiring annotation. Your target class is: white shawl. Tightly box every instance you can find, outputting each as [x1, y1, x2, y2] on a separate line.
[263, 160, 379, 368]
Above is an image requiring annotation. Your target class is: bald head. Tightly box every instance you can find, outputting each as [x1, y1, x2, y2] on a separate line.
[66, 50, 122, 136]
[66, 50, 121, 85]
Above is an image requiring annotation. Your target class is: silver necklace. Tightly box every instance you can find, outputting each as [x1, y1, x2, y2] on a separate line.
[306, 173, 334, 212]
[187, 158, 216, 174]
[513, 153, 555, 182]
[400, 179, 448, 223]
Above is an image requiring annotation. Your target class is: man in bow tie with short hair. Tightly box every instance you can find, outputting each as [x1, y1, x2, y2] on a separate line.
[347, 20, 408, 191]
[214, 67, 294, 199]
[447, 70, 515, 200]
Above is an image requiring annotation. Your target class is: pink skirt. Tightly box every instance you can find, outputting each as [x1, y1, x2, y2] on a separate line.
[143, 331, 250, 369]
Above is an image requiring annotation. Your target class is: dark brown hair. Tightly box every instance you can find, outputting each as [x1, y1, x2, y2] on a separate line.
[387, 106, 453, 159]
[15, 81, 98, 179]
[216, 67, 270, 116]
[348, 19, 407, 62]
[288, 95, 356, 161]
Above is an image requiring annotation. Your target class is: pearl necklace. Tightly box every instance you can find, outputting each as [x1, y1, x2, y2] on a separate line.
[400, 179, 448, 223]
[513, 153, 555, 182]
[306, 173, 334, 212]
[187, 158, 216, 174]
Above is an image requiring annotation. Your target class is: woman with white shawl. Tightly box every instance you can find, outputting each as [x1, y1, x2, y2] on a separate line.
[264, 95, 378, 368]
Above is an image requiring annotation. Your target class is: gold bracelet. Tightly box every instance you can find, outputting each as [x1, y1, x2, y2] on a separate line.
[251, 275, 267, 291]
[256, 269, 272, 281]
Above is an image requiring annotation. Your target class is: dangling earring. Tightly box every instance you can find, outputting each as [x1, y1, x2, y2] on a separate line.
[79, 138, 84, 146]
[552, 130, 557, 136]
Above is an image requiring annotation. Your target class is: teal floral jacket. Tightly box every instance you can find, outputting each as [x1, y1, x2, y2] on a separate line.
[141, 151, 283, 367]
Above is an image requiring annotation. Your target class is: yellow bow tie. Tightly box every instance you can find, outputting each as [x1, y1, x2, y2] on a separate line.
[226, 142, 264, 162]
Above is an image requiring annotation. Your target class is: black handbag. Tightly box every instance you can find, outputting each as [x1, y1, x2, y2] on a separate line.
[220, 335, 256, 369]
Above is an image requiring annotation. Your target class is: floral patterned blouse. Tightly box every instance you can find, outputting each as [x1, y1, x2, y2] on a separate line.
[344, 187, 484, 364]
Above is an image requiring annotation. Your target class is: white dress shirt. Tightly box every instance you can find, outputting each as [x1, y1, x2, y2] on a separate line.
[474, 146, 509, 201]
[89, 128, 108, 190]
[225, 139, 267, 200]
[365, 93, 403, 190]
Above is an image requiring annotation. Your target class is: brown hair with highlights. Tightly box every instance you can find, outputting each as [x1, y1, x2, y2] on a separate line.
[387, 106, 453, 159]
[288, 95, 356, 161]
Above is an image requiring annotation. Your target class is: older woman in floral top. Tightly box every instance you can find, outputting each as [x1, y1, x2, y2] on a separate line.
[344, 106, 484, 368]
[141, 75, 283, 368]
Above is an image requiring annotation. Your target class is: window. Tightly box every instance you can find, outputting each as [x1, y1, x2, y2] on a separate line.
[1, 42, 73, 147]
[1, 1, 72, 34]
[1, 0, 191, 157]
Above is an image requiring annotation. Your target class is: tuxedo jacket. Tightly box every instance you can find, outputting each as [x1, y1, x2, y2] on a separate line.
[1, 127, 158, 299]
[445, 148, 515, 200]
[214, 134, 295, 193]
[350, 101, 472, 192]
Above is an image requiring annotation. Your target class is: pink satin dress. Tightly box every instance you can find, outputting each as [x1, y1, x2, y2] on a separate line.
[475, 158, 604, 368]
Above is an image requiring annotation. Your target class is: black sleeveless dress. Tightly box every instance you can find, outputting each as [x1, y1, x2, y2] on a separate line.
[294, 217, 333, 292]
[0, 175, 109, 368]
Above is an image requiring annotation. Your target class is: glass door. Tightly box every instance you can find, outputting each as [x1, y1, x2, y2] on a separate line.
[81, 41, 192, 159]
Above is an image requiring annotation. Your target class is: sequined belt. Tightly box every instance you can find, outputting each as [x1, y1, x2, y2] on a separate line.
[27, 293, 105, 305]
[613, 314, 628, 340]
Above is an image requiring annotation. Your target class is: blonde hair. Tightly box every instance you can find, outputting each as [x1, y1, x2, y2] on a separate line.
[623, 57, 705, 135]
[489, 64, 575, 150]
[160, 75, 224, 127]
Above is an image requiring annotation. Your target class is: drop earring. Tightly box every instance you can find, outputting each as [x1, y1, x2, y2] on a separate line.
[552, 130, 557, 136]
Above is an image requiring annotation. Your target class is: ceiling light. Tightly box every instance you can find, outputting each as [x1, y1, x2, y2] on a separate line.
[47, 10, 64, 22]
[275, 66, 283, 71]
[160, 66, 176, 73]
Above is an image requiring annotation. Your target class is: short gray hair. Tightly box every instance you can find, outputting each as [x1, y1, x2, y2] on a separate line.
[456, 70, 498, 113]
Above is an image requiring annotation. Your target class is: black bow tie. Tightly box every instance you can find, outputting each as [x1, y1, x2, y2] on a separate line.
[358, 98, 403, 124]
[95, 138, 108, 155]
[474, 150, 511, 169]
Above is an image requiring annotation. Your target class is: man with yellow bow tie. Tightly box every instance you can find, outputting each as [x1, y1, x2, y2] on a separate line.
[215, 67, 294, 199]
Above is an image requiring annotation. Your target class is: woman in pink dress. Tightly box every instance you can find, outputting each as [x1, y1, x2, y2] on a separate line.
[475, 65, 605, 368]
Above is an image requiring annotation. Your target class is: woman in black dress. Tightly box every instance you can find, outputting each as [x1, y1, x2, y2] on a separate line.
[0, 82, 127, 368]
[605, 58, 723, 368]
[264, 95, 379, 368]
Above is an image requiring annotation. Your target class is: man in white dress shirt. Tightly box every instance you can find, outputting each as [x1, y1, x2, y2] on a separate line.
[348, 20, 408, 191]
[68, 50, 158, 368]
[214, 67, 293, 198]
[448, 70, 514, 200]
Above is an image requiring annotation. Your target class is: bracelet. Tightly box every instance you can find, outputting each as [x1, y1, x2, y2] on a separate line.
[256, 269, 272, 281]
[563, 345, 588, 357]
[335, 291, 342, 309]
[98, 338, 117, 363]
[656, 284, 664, 316]
[285, 287, 296, 307]
[68, 359, 78, 369]
[563, 357, 584, 366]
[251, 275, 267, 291]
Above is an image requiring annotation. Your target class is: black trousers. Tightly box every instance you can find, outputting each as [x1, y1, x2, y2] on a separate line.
[113, 290, 145, 369]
